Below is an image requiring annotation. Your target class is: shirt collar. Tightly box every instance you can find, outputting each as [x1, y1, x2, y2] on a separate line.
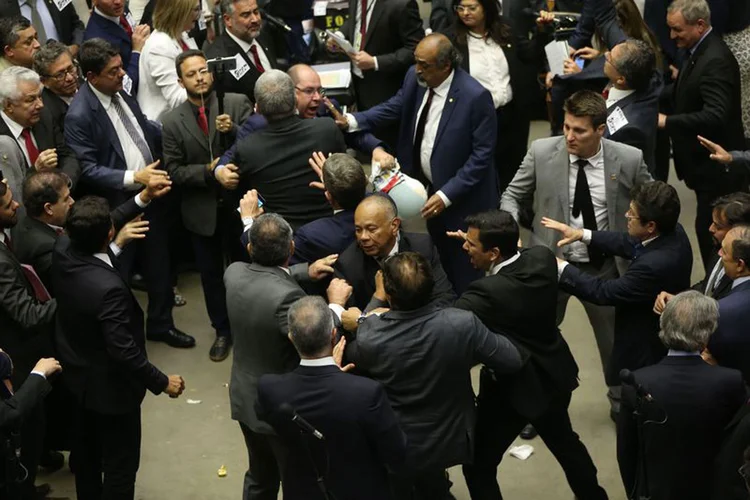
[1, 111, 25, 139]
[46, 223, 63, 232]
[94, 6, 121, 24]
[732, 275, 750, 289]
[333, 209, 345, 215]
[569, 142, 604, 166]
[431, 70, 455, 98]
[93, 252, 113, 267]
[278, 266, 291, 275]
[690, 27, 712, 56]
[607, 87, 635, 105]
[668, 349, 700, 357]
[226, 29, 255, 54]
[299, 356, 337, 367]
[641, 235, 659, 246]
[89, 82, 114, 109]
[386, 233, 400, 259]
[487, 251, 520, 276]
[0, 230, 9, 246]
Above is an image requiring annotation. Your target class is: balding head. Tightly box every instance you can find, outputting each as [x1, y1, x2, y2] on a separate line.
[415, 33, 459, 89]
[288, 64, 323, 118]
[354, 193, 400, 258]
[721, 225, 750, 280]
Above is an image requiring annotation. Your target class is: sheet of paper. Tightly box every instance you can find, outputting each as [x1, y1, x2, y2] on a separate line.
[122, 73, 133, 95]
[230, 53, 250, 81]
[545, 40, 570, 76]
[313, 1, 328, 16]
[312, 62, 352, 89]
[325, 30, 357, 54]
[607, 106, 629, 135]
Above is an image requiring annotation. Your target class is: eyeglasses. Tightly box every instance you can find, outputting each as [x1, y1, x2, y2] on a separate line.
[625, 208, 641, 221]
[45, 64, 79, 82]
[454, 4, 480, 13]
[295, 86, 326, 97]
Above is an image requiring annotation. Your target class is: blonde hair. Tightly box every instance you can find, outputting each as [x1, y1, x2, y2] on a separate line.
[153, 0, 197, 40]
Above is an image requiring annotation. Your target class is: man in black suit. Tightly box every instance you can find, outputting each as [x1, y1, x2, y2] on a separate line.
[52, 196, 185, 500]
[450, 210, 607, 500]
[0, 0, 84, 54]
[162, 49, 252, 362]
[32, 41, 78, 133]
[659, 0, 746, 270]
[205, 0, 281, 104]
[233, 70, 346, 230]
[0, 179, 56, 499]
[343, 252, 525, 499]
[0, 65, 81, 189]
[256, 296, 407, 500]
[543, 181, 693, 392]
[0, 17, 40, 71]
[335, 193, 456, 312]
[617, 290, 747, 500]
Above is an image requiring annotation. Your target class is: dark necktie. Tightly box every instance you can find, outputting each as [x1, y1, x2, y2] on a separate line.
[21, 128, 39, 167]
[572, 159, 604, 267]
[119, 15, 133, 37]
[249, 45, 265, 73]
[412, 89, 435, 186]
[360, 0, 368, 43]
[197, 106, 209, 136]
[633, 242, 645, 261]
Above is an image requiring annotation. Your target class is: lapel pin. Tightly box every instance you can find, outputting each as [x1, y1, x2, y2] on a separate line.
[610, 173, 617, 181]
[449, 98, 454, 103]
[1, 154, 7, 161]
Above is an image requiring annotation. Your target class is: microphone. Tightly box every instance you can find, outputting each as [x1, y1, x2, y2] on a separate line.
[619, 369, 654, 402]
[279, 403, 325, 440]
[261, 10, 292, 32]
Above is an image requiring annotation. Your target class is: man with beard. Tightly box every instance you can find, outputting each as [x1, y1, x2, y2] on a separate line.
[33, 41, 79, 133]
[162, 49, 252, 362]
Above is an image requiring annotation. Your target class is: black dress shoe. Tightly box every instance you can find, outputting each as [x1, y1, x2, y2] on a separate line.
[520, 423, 538, 440]
[39, 450, 64, 473]
[147, 328, 196, 348]
[35, 483, 51, 498]
[130, 273, 147, 291]
[209, 336, 232, 362]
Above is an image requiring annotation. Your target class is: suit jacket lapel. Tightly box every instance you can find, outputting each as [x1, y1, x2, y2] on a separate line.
[555, 140, 571, 223]
[410, 85, 427, 139]
[179, 102, 210, 154]
[0, 119, 30, 170]
[433, 83, 459, 146]
[602, 141, 621, 228]
[208, 93, 219, 148]
[86, 88, 126, 165]
[32, 117, 52, 151]
[363, 0, 385, 50]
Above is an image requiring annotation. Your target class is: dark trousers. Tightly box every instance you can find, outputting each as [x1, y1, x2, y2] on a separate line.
[390, 469, 454, 500]
[118, 197, 175, 334]
[652, 128, 671, 182]
[191, 231, 231, 338]
[72, 403, 141, 500]
[19, 402, 44, 500]
[463, 371, 608, 500]
[495, 102, 530, 194]
[239, 423, 286, 500]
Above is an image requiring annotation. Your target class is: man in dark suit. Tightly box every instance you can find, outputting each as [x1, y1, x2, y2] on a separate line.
[334, 193, 456, 312]
[224, 207, 351, 500]
[339, 34, 498, 294]
[233, 69, 346, 230]
[0, 65, 81, 189]
[52, 196, 185, 500]
[343, 252, 525, 499]
[32, 41, 78, 133]
[0, 17, 40, 71]
[84, 0, 151, 92]
[0, 178, 56, 499]
[659, 0, 746, 270]
[450, 210, 607, 500]
[0, 0, 84, 53]
[544, 180, 693, 388]
[65, 38, 195, 348]
[712, 400, 750, 500]
[256, 296, 407, 500]
[163, 49, 252, 362]
[205, 0, 281, 104]
[617, 290, 746, 500]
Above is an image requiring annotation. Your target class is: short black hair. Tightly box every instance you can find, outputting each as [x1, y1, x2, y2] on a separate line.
[563, 90, 608, 129]
[630, 181, 681, 234]
[249, 213, 293, 266]
[66, 196, 112, 254]
[382, 252, 434, 311]
[322, 154, 367, 210]
[22, 170, 70, 218]
[359, 192, 398, 218]
[175, 49, 206, 79]
[79, 38, 121, 77]
[465, 210, 519, 258]
[615, 39, 656, 92]
[0, 16, 31, 50]
[715, 192, 750, 227]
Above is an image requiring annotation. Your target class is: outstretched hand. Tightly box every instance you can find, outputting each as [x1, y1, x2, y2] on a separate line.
[540, 217, 584, 247]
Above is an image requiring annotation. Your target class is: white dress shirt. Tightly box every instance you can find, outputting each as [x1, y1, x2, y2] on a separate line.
[467, 34, 512, 109]
[704, 258, 725, 294]
[89, 84, 148, 187]
[606, 87, 635, 109]
[487, 251, 520, 276]
[19, 0, 60, 43]
[226, 30, 272, 72]
[300, 356, 337, 367]
[353, 0, 379, 69]
[1, 111, 38, 167]
[566, 144, 608, 263]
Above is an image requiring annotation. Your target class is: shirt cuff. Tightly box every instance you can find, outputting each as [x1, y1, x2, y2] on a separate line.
[109, 241, 122, 257]
[345, 113, 360, 132]
[135, 193, 151, 208]
[214, 164, 226, 178]
[328, 303, 345, 321]
[242, 217, 254, 234]
[581, 229, 592, 245]
[30, 370, 46, 380]
[373, 56, 379, 71]
[123, 170, 135, 187]
[436, 190, 451, 208]
[557, 260, 569, 279]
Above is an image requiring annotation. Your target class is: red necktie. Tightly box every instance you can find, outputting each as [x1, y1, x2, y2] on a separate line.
[249, 45, 265, 73]
[119, 15, 133, 37]
[20, 264, 51, 303]
[179, 39, 189, 52]
[602, 84, 611, 100]
[360, 0, 368, 42]
[197, 106, 209, 135]
[21, 128, 39, 167]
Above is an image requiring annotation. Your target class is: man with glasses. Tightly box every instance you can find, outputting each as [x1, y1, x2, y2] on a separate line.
[0, 65, 81, 188]
[32, 41, 79, 133]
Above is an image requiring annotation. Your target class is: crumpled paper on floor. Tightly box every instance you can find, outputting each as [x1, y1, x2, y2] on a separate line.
[508, 444, 534, 460]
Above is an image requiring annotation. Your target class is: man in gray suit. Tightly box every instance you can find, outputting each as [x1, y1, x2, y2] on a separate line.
[501, 90, 652, 418]
[0, 136, 26, 210]
[343, 251, 526, 500]
[163, 49, 252, 362]
[224, 200, 353, 500]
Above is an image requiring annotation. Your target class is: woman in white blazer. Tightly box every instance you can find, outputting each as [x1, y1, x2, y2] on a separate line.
[137, 0, 201, 122]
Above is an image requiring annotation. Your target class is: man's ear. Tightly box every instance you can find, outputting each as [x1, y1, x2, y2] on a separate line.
[596, 123, 606, 137]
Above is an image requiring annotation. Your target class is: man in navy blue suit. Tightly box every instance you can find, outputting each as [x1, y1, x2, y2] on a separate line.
[337, 34, 498, 294]
[84, 0, 152, 94]
[65, 39, 195, 349]
[543, 181, 693, 386]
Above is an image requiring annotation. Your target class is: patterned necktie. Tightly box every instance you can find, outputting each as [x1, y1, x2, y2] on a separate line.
[21, 128, 40, 167]
[197, 106, 209, 136]
[110, 94, 153, 165]
[119, 15, 133, 37]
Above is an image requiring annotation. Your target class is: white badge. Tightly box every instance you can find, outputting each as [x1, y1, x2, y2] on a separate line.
[198, 14, 207, 31]
[230, 53, 250, 81]
[122, 73, 133, 96]
[125, 12, 136, 28]
[607, 106, 629, 135]
[313, 1, 328, 16]
[54, 0, 73, 11]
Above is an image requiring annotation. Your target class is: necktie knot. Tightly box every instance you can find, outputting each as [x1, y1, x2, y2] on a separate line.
[119, 15, 133, 37]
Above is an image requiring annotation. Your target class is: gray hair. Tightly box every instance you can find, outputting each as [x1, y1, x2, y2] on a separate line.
[668, 0, 712, 26]
[322, 153, 367, 210]
[0, 66, 41, 104]
[249, 213, 293, 266]
[220, 0, 237, 15]
[288, 296, 335, 357]
[254, 69, 296, 121]
[0, 16, 32, 50]
[615, 39, 656, 92]
[33, 40, 72, 77]
[658, 290, 718, 351]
